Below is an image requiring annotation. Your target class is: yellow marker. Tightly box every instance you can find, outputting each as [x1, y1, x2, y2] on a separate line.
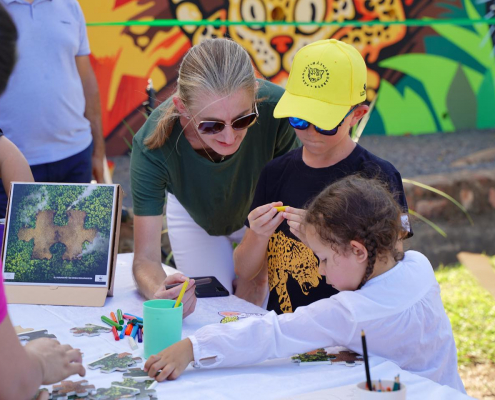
[275, 206, 288, 212]
[174, 278, 189, 308]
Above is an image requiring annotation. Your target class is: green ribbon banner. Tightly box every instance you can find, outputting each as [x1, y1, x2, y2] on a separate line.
[87, 18, 495, 28]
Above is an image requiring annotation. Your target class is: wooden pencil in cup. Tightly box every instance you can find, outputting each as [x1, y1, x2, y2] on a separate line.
[361, 330, 372, 391]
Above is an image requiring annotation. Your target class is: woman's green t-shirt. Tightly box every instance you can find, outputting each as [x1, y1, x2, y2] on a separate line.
[130, 80, 298, 236]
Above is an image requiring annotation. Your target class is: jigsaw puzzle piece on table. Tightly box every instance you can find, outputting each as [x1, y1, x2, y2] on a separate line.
[111, 378, 157, 399]
[88, 386, 139, 400]
[70, 324, 112, 337]
[18, 329, 57, 343]
[88, 352, 142, 373]
[49, 380, 97, 399]
[291, 348, 364, 366]
[327, 350, 364, 367]
[218, 311, 265, 324]
[291, 348, 332, 365]
[122, 368, 155, 382]
[15, 325, 34, 334]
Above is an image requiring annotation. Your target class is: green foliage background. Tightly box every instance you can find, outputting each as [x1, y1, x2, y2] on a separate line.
[436, 264, 495, 366]
[3, 184, 115, 285]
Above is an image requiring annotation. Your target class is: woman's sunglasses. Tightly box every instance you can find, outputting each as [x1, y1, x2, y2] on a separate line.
[192, 104, 259, 135]
[288, 106, 357, 136]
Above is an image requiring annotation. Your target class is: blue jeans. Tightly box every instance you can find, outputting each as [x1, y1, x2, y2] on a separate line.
[0, 142, 93, 218]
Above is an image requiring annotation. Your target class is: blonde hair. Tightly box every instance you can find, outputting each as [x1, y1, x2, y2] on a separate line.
[145, 39, 257, 149]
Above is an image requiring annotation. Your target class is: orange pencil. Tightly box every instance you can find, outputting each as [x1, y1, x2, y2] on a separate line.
[110, 312, 118, 324]
[125, 323, 133, 336]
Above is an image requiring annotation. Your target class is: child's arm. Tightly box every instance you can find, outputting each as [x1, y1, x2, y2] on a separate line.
[234, 202, 285, 281]
[0, 136, 34, 193]
[234, 202, 285, 304]
[158, 298, 352, 372]
[144, 338, 194, 382]
[0, 314, 85, 400]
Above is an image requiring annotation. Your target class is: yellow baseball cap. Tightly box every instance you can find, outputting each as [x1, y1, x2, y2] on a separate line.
[274, 39, 367, 130]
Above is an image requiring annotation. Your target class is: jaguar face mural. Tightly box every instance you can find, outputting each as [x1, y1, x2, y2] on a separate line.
[80, 0, 495, 155]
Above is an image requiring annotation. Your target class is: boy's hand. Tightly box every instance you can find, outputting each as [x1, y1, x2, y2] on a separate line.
[25, 338, 85, 385]
[153, 275, 197, 318]
[284, 207, 309, 246]
[145, 338, 194, 381]
[248, 202, 285, 239]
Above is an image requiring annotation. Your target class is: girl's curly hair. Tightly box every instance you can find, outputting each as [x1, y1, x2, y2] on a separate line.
[305, 175, 405, 288]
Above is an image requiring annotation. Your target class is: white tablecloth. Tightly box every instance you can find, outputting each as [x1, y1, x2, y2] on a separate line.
[9, 253, 472, 399]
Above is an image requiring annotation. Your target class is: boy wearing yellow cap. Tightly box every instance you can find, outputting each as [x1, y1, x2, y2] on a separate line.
[234, 39, 411, 312]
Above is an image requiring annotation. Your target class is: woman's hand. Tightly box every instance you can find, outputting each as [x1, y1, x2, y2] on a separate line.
[248, 202, 285, 239]
[284, 207, 308, 246]
[144, 338, 194, 381]
[153, 274, 197, 318]
[25, 338, 85, 385]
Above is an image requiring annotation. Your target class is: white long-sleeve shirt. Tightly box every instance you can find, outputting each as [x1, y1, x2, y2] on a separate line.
[189, 251, 465, 393]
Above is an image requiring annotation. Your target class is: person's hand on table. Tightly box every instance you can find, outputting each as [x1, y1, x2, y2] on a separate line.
[145, 338, 194, 381]
[25, 338, 85, 385]
[248, 201, 285, 239]
[284, 207, 308, 246]
[153, 274, 197, 318]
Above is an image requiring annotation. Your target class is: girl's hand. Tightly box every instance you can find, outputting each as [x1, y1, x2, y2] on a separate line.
[25, 338, 85, 385]
[284, 207, 309, 246]
[153, 274, 197, 318]
[144, 338, 194, 381]
[248, 202, 285, 239]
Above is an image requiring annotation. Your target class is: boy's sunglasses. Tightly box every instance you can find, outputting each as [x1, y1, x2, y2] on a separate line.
[192, 104, 259, 135]
[288, 106, 358, 136]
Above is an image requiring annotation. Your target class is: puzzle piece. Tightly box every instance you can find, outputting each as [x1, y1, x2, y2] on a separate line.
[292, 348, 364, 367]
[50, 380, 96, 399]
[18, 210, 97, 260]
[291, 348, 332, 364]
[88, 386, 139, 400]
[218, 311, 264, 324]
[111, 378, 157, 399]
[88, 353, 142, 373]
[70, 324, 112, 337]
[15, 325, 34, 334]
[327, 350, 364, 367]
[122, 368, 155, 382]
[17, 329, 57, 343]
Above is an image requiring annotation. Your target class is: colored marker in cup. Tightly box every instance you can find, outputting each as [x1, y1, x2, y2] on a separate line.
[275, 206, 288, 212]
[174, 278, 189, 308]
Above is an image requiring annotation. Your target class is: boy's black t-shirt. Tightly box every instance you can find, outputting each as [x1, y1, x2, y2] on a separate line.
[247, 144, 410, 315]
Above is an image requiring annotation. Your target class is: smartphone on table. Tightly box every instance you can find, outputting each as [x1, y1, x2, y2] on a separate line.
[166, 276, 229, 298]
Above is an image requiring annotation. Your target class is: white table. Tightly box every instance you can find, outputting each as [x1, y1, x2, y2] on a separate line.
[9, 253, 472, 399]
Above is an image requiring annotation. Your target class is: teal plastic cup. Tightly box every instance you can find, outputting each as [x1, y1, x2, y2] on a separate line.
[143, 299, 183, 359]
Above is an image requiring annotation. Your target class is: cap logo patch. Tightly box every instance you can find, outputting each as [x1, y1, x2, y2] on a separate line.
[302, 61, 329, 88]
[360, 83, 367, 97]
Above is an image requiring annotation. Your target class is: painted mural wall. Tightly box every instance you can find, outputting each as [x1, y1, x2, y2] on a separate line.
[79, 0, 495, 157]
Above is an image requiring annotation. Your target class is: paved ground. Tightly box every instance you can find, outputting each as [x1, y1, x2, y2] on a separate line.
[359, 130, 495, 178]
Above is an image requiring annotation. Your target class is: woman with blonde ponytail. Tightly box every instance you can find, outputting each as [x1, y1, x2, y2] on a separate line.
[130, 39, 298, 315]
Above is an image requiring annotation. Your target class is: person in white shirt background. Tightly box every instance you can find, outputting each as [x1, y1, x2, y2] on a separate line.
[144, 175, 465, 394]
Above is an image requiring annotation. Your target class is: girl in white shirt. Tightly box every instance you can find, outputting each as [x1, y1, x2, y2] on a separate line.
[144, 176, 465, 393]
